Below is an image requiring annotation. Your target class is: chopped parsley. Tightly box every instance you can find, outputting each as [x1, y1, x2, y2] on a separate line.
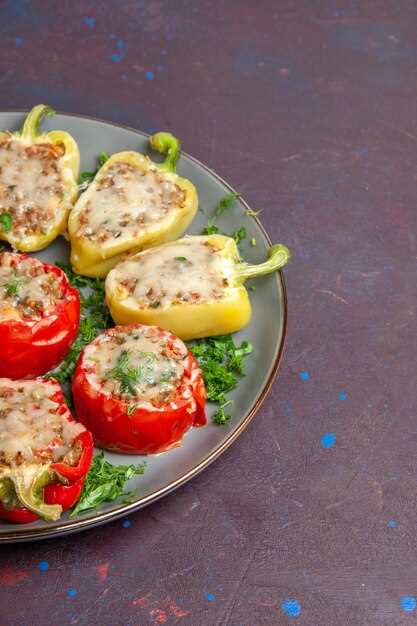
[105, 350, 142, 396]
[78, 151, 110, 191]
[202, 223, 219, 236]
[46, 263, 112, 402]
[214, 192, 240, 218]
[188, 335, 253, 424]
[70, 452, 146, 517]
[201, 194, 252, 248]
[233, 227, 247, 245]
[250, 237, 257, 247]
[4, 278, 21, 297]
[0, 212, 12, 232]
[174, 256, 188, 262]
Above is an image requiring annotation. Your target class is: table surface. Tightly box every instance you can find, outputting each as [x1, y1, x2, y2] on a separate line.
[0, 2, 416, 625]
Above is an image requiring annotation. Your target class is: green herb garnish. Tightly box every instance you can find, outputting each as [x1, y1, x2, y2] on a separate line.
[213, 405, 232, 425]
[0, 212, 12, 232]
[174, 256, 188, 262]
[4, 278, 22, 297]
[188, 335, 252, 424]
[250, 237, 257, 247]
[149, 301, 161, 309]
[78, 151, 110, 191]
[214, 192, 240, 218]
[70, 453, 146, 517]
[105, 350, 142, 396]
[233, 227, 247, 245]
[202, 223, 220, 235]
[46, 264, 112, 402]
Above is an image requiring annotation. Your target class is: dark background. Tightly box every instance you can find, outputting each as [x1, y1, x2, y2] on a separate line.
[0, 1, 416, 624]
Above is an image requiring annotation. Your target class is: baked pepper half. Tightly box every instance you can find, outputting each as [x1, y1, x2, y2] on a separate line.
[68, 132, 198, 278]
[72, 324, 206, 454]
[105, 234, 291, 340]
[0, 377, 93, 524]
[0, 251, 80, 379]
[0, 104, 80, 251]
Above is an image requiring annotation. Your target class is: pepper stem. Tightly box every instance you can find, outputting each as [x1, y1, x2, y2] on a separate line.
[12, 465, 62, 522]
[19, 104, 55, 142]
[149, 132, 181, 173]
[235, 244, 291, 282]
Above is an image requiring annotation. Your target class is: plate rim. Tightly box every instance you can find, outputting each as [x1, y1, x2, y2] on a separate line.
[0, 110, 288, 543]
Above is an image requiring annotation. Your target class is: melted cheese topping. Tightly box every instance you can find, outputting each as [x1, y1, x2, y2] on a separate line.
[108, 238, 234, 308]
[0, 252, 63, 321]
[84, 326, 187, 407]
[0, 138, 65, 238]
[75, 160, 185, 244]
[0, 379, 85, 467]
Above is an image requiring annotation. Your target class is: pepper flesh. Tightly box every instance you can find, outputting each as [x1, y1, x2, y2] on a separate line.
[0, 105, 80, 251]
[0, 252, 80, 379]
[105, 235, 291, 340]
[68, 132, 198, 278]
[0, 379, 93, 524]
[72, 324, 206, 454]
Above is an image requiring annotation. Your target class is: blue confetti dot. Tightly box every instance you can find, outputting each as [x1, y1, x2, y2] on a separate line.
[205, 592, 215, 601]
[321, 432, 336, 449]
[145, 70, 155, 80]
[400, 596, 416, 613]
[15, 37, 24, 46]
[122, 519, 131, 528]
[387, 519, 397, 528]
[299, 371, 309, 381]
[338, 391, 347, 401]
[111, 53, 122, 63]
[281, 598, 301, 617]
[38, 561, 49, 572]
[67, 588, 78, 598]
[85, 16, 95, 29]
[117, 39, 125, 49]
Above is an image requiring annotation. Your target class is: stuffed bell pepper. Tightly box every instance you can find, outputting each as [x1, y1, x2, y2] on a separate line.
[0, 105, 80, 251]
[0, 377, 93, 523]
[68, 132, 198, 278]
[105, 234, 291, 340]
[0, 252, 80, 379]
[72, 324, 206, 454]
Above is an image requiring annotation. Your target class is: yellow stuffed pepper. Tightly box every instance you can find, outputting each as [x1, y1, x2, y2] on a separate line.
[105, 234, 291, 340]
[0, 105, 79, 251]
[68, 132, 198, 278]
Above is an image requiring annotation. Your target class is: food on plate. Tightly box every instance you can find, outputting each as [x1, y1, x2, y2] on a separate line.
[0, 252, 80, 379]
[0, 377, 93, 523]
[0, 104, 80, 251]
[72, 324, 206, 454]
[105, 234, 291, 340]
[68, 132, 198, 278]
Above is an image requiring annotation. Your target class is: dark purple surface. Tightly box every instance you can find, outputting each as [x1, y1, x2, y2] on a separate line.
[0, 1, 416, 624]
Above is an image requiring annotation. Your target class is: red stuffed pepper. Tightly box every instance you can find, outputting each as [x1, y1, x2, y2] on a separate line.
[72, 324, 206, 454]
[0, 377, 93, 523]
[0, 251, 80, 379]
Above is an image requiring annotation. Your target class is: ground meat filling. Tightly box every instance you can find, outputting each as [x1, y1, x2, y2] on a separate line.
[110, 238, 233, 309]
[76, 159, 186, 244]
[0, 252, 64, 321]
[0, 137, 65, 239]
[84, 326, 187, 407]
[0, 379, 85, 468]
